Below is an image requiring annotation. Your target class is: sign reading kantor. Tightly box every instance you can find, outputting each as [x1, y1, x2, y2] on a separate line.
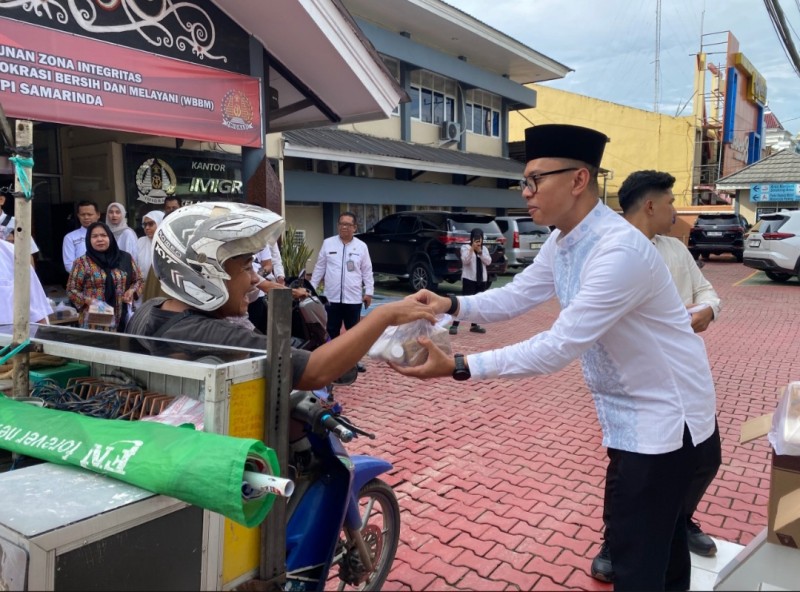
[0, 18, 262, 147]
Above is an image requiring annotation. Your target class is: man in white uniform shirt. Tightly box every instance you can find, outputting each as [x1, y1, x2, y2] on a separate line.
[311, 211, 373, 371]
[588, 169, 723, 582]
[62, 200, 100, 273]
[392, 125, 721, 591]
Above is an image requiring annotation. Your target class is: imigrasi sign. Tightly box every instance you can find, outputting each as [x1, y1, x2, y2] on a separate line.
[125, 145, 243, 223]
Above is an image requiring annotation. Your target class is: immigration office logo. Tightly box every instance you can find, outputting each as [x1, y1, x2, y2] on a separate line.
[136, 157, 177, 204]
[221, 89, 254, 131]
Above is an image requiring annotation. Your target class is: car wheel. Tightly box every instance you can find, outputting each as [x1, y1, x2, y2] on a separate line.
[736, 253, 744, 263]
[701, 254, 711, 261]
[765, 271, 792, 282]
[409, 262, 437, 292]
[690, 250, 699, 260]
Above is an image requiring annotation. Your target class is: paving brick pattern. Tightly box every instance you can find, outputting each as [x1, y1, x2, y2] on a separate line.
[338, 260, 800, 591]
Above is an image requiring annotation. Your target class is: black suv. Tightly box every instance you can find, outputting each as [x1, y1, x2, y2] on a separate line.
[357, 211, 507, 291]
[688, 213, 750, 262]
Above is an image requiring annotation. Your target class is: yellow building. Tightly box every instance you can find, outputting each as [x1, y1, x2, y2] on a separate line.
[509, 85, 696, 210]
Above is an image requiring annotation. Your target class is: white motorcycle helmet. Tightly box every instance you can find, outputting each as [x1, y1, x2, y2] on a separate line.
[153, 202, 284, 311]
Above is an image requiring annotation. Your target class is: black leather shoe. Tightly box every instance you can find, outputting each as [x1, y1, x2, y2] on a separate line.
[469, 324, 486, 334]
[687, 519, 717, 557]
[356, 362, 366, 373]
[590, 541, 613, 583]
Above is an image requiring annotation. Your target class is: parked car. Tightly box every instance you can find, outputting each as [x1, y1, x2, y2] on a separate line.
[742, 210, 800, 282]
[688, 213, 750, 262]
[357, 211, 507, 291]
[494, 216, 551, 268]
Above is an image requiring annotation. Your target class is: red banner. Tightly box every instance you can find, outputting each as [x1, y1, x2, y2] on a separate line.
[0, 18, 262, 148]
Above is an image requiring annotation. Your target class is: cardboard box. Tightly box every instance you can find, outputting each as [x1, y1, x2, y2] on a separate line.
[741, 387, 800, 548]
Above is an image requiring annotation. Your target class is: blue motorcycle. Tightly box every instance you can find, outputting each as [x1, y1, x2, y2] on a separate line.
[284, 388, 400, 591]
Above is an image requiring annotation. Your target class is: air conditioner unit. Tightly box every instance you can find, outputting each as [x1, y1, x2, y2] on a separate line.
[440, 121, 461, 142]
[355, 164, 374, 178]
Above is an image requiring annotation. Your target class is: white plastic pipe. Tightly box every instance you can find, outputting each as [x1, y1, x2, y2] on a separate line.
[243, 470, 295, 498]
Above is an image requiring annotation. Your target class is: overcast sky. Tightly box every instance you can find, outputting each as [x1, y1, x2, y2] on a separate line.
[446, 0, 800, 136]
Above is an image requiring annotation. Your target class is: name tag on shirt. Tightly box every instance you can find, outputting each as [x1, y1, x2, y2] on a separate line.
[346, 260, 356, 272]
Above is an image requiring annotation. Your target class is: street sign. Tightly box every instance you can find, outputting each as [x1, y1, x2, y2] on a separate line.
[750, 184, 800, 202]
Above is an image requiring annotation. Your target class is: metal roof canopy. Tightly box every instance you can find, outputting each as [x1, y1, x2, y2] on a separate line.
[716, 149, 800, 190]
[341, 0, 571, 84]
[214, 0, 407, 133]
[285, 170, 524, 209]
[284, 128, 524, 179]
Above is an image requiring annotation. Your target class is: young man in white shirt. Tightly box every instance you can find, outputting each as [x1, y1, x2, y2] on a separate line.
[588, 169, 723, 582]
[62, 200, 100, 273]
[311, 211, 373, 371]
[392, 124, 721, 592]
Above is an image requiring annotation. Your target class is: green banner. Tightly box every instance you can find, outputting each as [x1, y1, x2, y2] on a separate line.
[0, 396, 278, 527]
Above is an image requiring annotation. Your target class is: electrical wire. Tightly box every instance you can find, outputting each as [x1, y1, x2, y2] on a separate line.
[763, 0, 800, 77]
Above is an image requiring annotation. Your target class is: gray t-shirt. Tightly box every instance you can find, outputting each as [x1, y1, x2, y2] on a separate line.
[127, 297, 311, 387]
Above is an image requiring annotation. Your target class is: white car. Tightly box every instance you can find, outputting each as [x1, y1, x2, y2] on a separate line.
[742, 210, 800, 282]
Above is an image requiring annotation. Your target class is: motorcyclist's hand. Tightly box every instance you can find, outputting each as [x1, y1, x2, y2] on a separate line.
[378, 298, 436, 326]
[388, 337, 453, 379]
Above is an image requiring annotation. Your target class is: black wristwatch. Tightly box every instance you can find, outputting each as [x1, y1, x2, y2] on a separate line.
[452, 353, 471, 381]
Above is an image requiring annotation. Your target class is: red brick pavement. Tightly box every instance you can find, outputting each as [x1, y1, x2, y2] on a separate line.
[339, 259, 800, 591]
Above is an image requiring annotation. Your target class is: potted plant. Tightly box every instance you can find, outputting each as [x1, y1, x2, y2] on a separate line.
[280, 225, 314, 284]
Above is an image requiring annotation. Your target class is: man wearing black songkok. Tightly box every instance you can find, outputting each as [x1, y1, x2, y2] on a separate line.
[391, 124, 721, 592]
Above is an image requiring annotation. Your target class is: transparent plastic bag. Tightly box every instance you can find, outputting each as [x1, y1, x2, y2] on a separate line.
[83, 298, 116, 330]
[768, 381, 800, 456]
[368, 315, 452, 367]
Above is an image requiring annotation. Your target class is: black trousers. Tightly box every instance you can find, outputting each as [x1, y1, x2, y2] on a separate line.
[604, 422, 721, 591]
[326, 302, 362, 339]
[451, 278, 487, 328]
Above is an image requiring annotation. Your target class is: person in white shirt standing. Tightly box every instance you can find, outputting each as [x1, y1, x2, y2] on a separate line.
[391, 124, 721, 592]
[62, 200, 100, 274]
[0, 239, 52, 325]
[105, 202, 138, 258]
[449, 227, 491, 335]
[311, 211, 374, 372]
[588, 169, 723, 583]
[1, 192, 40, 262]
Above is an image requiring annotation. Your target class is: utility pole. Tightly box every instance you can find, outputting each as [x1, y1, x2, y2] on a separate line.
[11, 119, 33, 399]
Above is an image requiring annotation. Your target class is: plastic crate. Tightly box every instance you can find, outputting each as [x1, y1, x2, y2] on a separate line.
[29, 362, 91, 388]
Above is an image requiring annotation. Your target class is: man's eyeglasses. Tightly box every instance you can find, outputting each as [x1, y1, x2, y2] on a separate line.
[338, 222, 355, 228]
[518, 167, 579, 193]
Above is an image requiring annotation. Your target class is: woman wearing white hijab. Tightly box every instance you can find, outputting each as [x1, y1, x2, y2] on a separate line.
[135, 210, 166, 304]
[106, 202, 138, 257]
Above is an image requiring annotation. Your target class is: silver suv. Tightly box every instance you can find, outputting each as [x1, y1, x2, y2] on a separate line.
[742, 210, 800, 282]
[495, 216, 551, 268]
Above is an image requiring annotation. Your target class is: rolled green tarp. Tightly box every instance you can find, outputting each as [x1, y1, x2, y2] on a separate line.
[0, 395, 279, 527]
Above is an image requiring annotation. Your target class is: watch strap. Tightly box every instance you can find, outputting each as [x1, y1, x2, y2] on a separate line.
[447, 295, 459, 316]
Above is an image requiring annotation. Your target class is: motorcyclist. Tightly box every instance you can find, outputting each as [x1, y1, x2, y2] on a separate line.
[127, 202, 436, 390]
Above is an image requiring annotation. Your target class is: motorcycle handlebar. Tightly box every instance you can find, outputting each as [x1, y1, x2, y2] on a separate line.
[290, 390, 355, 443]
[321, 413, 354, 443]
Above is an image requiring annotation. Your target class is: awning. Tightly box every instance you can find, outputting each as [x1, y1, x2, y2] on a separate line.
[284, 128, 524, 179]
[285, 170, 525, 209]
[214, 0, 407, 133]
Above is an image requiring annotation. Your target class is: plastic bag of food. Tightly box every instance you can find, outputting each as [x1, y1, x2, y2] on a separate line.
[368, 315, 452, 367]
[768, 381, 800, 456]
